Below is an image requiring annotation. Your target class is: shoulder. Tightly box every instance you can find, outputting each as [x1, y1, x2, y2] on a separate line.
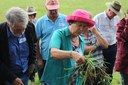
[36, 15, 47, 23]
[26, 22, 36, 34]
[54, 27, 68, 36]
[93, 12, 105, 20]
[0, 22, 8, 33]
[114, 15, 120, 20]
[27, 22, 35, 29]
[58, 13, 67, 19]
[0, 22, 7, 28]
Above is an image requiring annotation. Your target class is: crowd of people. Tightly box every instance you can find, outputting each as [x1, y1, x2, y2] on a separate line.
[0, 0, 127, 85]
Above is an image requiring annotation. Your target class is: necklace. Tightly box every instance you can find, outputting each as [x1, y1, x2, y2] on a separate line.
[71, 37, 78, 43]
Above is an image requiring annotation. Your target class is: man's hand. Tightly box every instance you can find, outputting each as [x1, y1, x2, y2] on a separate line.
[12, 77, 24, 85]
[37, 59, 44, 70]
[28, 64, 35, 75]
[124, 13, 128, 20]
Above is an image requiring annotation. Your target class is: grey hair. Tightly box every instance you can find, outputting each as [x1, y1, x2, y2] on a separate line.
[6, 7, 28, 28]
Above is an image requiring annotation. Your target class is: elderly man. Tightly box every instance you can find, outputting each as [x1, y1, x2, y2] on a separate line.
[93, 0, 122, 82]
[35, 0, 68, 81]
[0, 7, 37, 85]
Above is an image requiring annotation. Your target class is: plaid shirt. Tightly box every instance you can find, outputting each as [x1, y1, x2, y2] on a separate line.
[114, 18, 128, 73]
[81, 31, 104, 65]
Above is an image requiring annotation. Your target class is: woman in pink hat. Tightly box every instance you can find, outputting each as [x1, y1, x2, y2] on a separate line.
[41, 9, 95, 85]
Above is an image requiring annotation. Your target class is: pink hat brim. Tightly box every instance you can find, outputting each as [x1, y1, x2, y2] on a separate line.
[46, 5, 59, 10]
[66, 16, 95, 28]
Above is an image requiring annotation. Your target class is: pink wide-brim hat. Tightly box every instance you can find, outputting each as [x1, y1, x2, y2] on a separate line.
[45, 0, 60, 10]
[66, 9, 95, 28]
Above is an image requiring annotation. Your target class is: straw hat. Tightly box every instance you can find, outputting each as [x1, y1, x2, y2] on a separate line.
[66, 9, 95, 28]
[26, 6, 37, 15]
[106, 1, 122, 15]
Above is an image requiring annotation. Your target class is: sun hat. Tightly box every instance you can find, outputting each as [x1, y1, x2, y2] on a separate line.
[45, 0, 60, 10]
[66, 9, 95, 28]
[26, 6, 37, 15]
[106, 1, 122, 15]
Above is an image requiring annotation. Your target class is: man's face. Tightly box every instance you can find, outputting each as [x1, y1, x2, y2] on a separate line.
[107, 9, 117, 19]
[9, 22, 26, 37]
[47, 9, 58, 19]
[28, 14, 36, 23]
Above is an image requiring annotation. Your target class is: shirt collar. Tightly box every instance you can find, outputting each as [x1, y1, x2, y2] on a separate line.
[7, 27, 24, 38]
[104, 11, 108, 18]
[64, 27, 84, 42]
[65, 27, 71, 36]
[104, 11, 117, 21]
[45, 13, 60, 21]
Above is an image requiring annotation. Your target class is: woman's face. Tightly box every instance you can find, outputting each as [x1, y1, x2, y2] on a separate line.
[71, 22, 88, 36]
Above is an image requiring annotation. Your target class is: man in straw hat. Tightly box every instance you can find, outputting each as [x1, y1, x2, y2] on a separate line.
[26, 6, 37, 24]
[93, 0, 122, 83]
[35, 0, 68, 83]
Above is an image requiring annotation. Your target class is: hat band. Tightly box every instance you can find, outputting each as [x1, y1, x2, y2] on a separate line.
[111, 5, 120, 12]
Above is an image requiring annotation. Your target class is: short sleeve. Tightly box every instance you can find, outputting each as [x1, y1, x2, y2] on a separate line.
[35, 19, 43, 39]
[49, 30, 62, 49]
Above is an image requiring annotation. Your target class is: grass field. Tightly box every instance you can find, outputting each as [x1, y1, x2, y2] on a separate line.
[0, 0, 127, 85]
[0, 0, 128, 22]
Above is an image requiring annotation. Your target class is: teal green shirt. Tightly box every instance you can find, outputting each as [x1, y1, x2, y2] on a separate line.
[41, 27, 85, 85]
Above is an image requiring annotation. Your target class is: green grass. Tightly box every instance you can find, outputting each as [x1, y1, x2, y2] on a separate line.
[0, 0, 127, 85]
[112, 72, 121, 85]
[0, 0, 128, 22]
[32, 72, 121, 85]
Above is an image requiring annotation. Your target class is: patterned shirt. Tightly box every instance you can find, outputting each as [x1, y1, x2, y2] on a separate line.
[81, 32, 104, 65]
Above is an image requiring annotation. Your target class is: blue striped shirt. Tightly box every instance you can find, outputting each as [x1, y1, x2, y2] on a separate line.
[81, 32, 104, 65]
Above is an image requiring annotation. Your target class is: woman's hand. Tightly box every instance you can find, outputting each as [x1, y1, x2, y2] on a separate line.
[71, 51, 85, 64]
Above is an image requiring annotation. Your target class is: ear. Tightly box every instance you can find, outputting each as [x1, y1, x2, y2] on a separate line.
[45, 5, 48, 10]
[108, 9, 111, 12]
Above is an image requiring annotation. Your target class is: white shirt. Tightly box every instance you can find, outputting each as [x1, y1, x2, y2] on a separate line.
[93, 11, 120, 45]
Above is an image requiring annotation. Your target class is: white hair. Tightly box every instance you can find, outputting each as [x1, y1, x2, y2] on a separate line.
[6, 7, 28, 28]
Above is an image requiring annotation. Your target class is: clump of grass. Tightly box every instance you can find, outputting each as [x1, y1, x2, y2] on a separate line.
[67, 51, 112, 85]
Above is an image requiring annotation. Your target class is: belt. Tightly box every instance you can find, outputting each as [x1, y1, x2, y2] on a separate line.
[108, 44, 116, 47]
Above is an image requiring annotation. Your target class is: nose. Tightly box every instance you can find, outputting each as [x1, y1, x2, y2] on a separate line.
[51, 10, 56, 13]
[80, 26, 86, 30]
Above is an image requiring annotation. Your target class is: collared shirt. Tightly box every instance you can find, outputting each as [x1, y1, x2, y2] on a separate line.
[93, 11, 120, 45]
[42, 27, 85, 85]
[81, 32, 104, 66]
[35, 13, 68, 60]
[7, 28, 29, 73]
